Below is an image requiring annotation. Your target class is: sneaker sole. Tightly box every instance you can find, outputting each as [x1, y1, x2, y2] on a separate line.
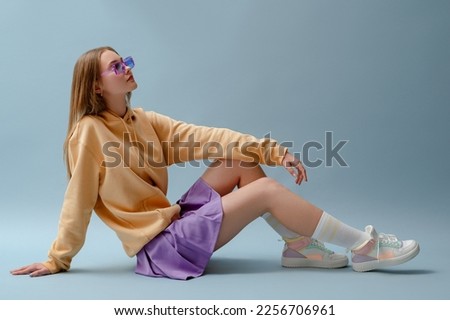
[352, 242, 420, 272]
[282, 256, 349, 269]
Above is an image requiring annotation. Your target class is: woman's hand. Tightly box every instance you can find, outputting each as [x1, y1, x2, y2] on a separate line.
[282, 152, 308, 185]
[10, 263, 51, 277]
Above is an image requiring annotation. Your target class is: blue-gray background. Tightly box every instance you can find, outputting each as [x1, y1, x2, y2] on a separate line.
[1, 0, 449, 299]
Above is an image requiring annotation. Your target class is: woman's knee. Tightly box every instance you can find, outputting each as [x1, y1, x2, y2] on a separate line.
[252, 177, 284, 195]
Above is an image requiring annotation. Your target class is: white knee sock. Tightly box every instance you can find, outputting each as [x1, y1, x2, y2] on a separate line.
[262, 213, 299, 239]
[311, 211, 371, 250]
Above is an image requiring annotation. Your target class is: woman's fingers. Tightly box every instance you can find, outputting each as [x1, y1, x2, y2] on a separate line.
[10, 263, 50, 277]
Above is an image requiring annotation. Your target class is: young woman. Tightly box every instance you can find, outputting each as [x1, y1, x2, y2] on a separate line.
[11, 47, 419, 280]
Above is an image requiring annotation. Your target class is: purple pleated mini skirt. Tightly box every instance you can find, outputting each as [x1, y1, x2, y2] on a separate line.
[135, 178, 223, 280]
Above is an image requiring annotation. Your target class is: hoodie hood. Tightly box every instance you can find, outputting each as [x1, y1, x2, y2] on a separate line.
[100, 106, 136, 123]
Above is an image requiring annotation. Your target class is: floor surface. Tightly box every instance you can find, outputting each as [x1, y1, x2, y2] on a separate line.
[2, 199, 448, 300]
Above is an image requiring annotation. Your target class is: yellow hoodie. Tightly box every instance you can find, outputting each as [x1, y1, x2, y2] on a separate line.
[43, 107, 287, 273]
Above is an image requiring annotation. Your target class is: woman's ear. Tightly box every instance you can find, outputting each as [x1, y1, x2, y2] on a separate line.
[95, 83, 102, 95]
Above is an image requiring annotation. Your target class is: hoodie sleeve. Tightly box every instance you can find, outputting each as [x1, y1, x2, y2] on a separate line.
[146, 111, 288, 167]
[42, 128, 100, 273]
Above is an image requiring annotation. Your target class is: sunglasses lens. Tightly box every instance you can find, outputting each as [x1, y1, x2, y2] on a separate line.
[113, 62, 124, 74]
[123, 56, 135, 69]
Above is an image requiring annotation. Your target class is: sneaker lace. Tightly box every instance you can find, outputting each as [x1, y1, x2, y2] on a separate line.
[310, 239, 334, 254]
[378, 233, 401, 246]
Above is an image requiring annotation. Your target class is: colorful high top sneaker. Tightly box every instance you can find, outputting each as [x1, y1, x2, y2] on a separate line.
[282, 236, 348, 268]
[351, 225, 420, 272]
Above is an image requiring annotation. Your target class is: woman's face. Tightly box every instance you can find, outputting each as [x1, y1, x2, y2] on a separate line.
[98, 50, 137, 98]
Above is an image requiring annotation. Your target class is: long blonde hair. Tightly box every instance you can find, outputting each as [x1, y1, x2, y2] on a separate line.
[64, 46, 131, 177]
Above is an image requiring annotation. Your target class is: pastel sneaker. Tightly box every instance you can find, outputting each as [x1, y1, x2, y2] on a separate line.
[282, 236, 348, 268]
[351, 225, 420, 272]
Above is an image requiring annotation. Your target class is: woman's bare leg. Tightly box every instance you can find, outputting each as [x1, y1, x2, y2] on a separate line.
[200, 159, 267, 196]
[201, 160, 420, 273]
[200, 160, 323, 250]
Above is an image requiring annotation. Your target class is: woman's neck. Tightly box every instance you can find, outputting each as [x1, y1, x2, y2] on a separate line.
[104, 97, 127, 117]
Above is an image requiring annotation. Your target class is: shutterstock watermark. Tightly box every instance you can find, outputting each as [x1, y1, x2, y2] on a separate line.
[101, 131, 349, 169]
[296, 131, 349, 168]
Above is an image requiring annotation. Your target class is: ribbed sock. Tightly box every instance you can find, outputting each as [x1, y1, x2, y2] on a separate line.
[311, 211, 371, 250]
[262, 213, 299, 239]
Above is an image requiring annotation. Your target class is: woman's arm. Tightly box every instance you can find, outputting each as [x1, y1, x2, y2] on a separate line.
[11, 129, 100, 276]
[146, 111, 288, 167]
